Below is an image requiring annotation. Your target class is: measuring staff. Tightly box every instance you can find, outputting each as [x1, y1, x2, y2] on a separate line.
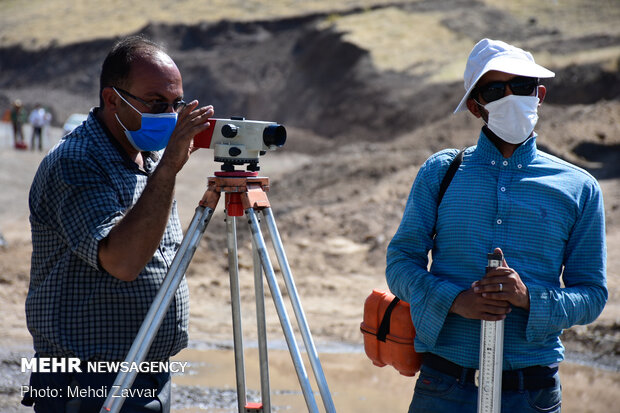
[478, 252, 505, 413]
[386, 38, 607, 413]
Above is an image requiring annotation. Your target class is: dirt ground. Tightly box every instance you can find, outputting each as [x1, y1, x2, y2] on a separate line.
[0, 1, 619, 412]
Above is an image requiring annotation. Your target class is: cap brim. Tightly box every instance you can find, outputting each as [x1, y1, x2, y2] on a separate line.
[453, 58, 555, 113]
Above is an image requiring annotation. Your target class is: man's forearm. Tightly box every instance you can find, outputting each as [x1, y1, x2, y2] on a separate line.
[98, 163, 177, 281]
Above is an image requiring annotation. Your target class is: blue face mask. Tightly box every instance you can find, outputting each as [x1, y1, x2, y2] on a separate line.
[113, 87, 178, 152]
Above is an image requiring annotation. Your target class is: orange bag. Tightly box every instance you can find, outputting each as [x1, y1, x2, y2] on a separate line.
[360, 289, 422, 376]
[1, 109, 10, 123]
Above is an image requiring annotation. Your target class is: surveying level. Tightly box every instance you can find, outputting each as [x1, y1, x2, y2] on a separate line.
[99, 119, 335, 413]
[193, 117, 286, 172]
[477, 251, 504, 413]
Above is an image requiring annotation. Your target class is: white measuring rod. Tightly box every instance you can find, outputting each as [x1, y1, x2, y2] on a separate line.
[477, 252, 504, 413]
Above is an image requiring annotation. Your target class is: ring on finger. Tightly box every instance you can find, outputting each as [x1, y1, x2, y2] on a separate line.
[499, 283, 503, 292]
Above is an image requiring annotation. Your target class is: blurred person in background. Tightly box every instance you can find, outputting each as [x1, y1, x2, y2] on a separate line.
[28, 103, 50, 151]
[387, 38, 607, 413]
[10, 99, 26, 149]
[23, 35, 214, 412]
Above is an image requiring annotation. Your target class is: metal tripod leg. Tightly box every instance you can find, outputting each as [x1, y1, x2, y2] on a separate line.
[229, 213, 273, 413]
[100, 205, 215, 413]
[252, 236, 272, 412]
[227, 215, 248, 412]
[263, 208, 337, 413]
[246, 208, 321, 413]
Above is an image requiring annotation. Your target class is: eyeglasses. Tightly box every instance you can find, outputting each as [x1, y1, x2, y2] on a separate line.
[472, 76, 539, 103]
[114, 87, 186, 114]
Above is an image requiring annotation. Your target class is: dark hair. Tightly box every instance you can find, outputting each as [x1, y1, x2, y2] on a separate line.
[99, 35, 165, 108]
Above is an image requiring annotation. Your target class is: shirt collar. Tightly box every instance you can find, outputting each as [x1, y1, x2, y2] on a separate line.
[473, 128, 538, 168]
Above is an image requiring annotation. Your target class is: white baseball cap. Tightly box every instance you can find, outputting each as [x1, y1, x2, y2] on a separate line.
[454, 38, 555, 113]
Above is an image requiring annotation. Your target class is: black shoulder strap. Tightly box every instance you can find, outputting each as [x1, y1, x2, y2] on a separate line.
[432, 148, 466, 238]
[377, 296, 401, 342]
[437, 148, 466, 206]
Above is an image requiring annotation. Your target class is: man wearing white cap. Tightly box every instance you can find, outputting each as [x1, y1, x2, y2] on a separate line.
[387, 39, 607, 412]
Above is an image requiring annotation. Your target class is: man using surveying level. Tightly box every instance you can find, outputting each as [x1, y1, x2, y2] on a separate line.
[23, 35, 214, 412]
[386, 38, 607, 412]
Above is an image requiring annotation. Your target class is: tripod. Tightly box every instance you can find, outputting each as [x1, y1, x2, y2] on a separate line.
[100, 171, 336, 413]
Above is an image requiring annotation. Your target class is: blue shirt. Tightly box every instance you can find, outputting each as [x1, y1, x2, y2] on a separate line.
[27, 109, 189, 362]
[386, 130, 607, 370]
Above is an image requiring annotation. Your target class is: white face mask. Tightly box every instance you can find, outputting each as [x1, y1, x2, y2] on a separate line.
[482, 95, 540, 144]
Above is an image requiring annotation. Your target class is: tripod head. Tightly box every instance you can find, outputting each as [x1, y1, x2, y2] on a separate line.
[193, 117, 286, 172]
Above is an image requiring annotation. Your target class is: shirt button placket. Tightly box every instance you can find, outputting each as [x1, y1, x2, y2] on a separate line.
[495, 160, 510, 243]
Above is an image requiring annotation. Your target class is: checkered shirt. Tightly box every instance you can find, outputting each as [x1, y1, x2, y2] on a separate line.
[27, 109, 189, 361]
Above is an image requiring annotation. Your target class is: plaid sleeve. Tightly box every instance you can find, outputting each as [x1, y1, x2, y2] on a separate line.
[46, 155, 125, 270]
